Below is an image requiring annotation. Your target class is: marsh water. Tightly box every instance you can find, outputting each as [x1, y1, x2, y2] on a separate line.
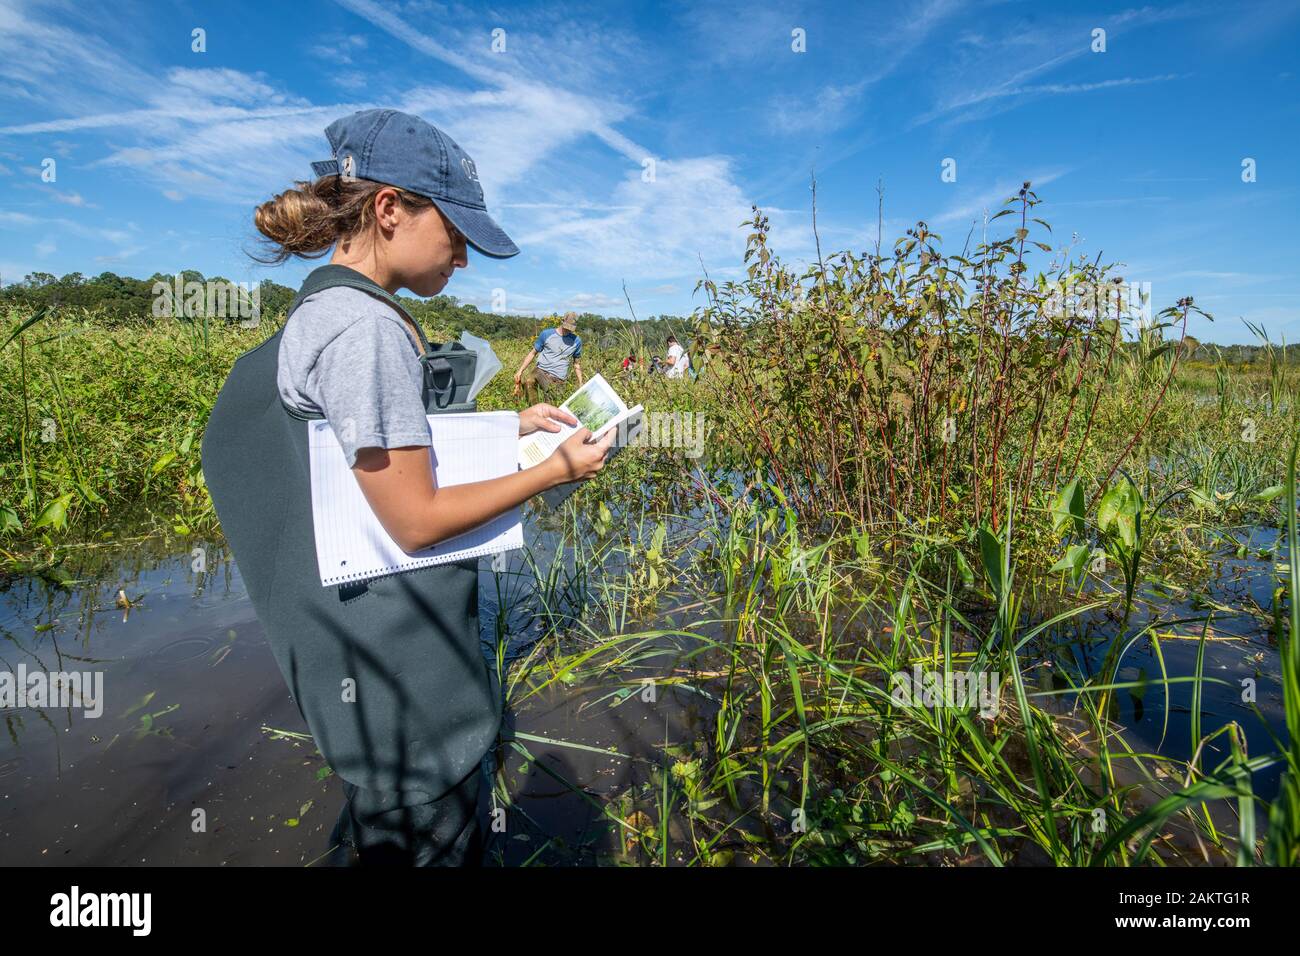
[0, 517, 712, 865]
[0, 512, 1287, 865]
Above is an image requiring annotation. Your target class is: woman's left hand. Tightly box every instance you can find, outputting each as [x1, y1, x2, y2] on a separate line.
[518, 403, 578, 436]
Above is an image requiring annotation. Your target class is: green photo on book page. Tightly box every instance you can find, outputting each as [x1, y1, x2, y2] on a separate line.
[563, 377, 622, 434]
[518, 373, 642, 471]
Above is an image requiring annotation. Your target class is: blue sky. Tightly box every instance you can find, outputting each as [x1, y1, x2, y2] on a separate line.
[0, 0, 1296, 343]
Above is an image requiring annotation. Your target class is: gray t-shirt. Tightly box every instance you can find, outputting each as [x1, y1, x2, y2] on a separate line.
[277, 286, 431, 468]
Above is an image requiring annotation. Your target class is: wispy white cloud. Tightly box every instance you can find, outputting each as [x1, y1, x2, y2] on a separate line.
[913, 74, 1186, 128]
[0, 0, 1285, 336]
[307, 34, 368, 65]
[93, 246, 144, 263]
[0, 258, 40, 285]
[910, 3, 1209, 129]
[50, 190, 90, 207]
[0, 0, 905, 299]
[1163, 269, 1285, 282]
[561, 291, 624, 311]
[330, 0, 763, 279]
[768, 80, 870, 135]
[0, 208, 138, 249]
[931, 169, 1070, 228]
[332, 71, 370, 91]
[0, 102, 331, 135]
[0, 0, 160, 114]
[514, 156, 753, 276]
[746, 0, 962, 191]
[1050, 196, 1173, 207]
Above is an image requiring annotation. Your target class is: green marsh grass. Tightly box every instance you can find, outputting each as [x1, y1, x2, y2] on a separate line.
[3, 189, 1297, 866]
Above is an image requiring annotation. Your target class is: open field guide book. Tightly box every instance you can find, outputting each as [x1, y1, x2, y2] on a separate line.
[518, 374, 643, 508]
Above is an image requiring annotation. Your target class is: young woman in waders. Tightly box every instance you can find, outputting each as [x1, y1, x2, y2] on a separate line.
[200, 109, 614, 866]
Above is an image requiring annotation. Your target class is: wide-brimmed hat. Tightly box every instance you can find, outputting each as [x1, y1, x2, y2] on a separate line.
[559, 312, 578, 332]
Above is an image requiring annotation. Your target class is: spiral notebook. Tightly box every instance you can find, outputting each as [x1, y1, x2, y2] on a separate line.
[308, 411, 523, 587]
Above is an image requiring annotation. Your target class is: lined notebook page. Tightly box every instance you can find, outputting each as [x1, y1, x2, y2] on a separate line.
[308, 411, 523, 587]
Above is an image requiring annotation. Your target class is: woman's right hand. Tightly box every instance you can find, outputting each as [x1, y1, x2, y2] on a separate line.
[545, 428, 615, 486]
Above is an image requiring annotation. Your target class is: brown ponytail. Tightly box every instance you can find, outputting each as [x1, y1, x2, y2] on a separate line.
[251, 175, 435, 264]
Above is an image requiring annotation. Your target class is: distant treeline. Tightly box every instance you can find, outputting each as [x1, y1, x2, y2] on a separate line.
[1178, 338, 1300, 365]
[0, 270, 691, 350]
[1, 270, 1293, 361]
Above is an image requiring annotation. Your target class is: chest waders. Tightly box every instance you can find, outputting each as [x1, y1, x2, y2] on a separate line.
[200, 264, 502, 799]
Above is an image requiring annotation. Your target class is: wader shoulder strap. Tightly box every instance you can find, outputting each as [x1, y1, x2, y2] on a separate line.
[285, 263, 435, 354]
[282, 264, 472, 415]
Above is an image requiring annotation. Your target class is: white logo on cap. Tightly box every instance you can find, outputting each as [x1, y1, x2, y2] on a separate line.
[341, 154, 356, 181]
[460, 157, 479, 182]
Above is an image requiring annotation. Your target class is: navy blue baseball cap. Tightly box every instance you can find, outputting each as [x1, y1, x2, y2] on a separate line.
[311, 108, 519, 259]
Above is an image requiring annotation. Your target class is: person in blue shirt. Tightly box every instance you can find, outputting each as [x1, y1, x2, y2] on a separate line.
[514, 312, 584, 404]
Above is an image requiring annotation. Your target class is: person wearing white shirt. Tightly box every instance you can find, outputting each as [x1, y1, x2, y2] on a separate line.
[664, 334, 690, 380]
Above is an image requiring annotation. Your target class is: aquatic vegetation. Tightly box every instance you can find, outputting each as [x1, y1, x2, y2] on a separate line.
[1, 190, 1296, 867]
